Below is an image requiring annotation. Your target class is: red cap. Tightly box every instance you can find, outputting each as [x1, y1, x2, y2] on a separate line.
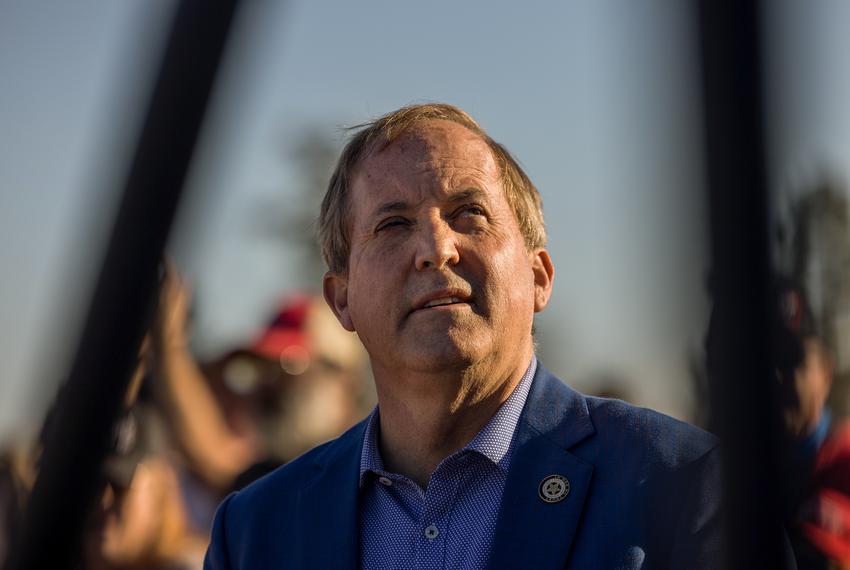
[250, 295, 312, 361]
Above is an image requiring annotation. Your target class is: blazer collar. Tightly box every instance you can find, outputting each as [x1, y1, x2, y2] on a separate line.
[292, 363, 595, 570]
[489, 363, 596, 570]
[294, 419, 367, 570]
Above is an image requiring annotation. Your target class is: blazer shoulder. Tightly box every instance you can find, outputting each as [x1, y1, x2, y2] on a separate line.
[583, 395, 718, 468]
[220, 417, 368, 523]
[528, 363, 717, 469]
[205, 419, 367, 568]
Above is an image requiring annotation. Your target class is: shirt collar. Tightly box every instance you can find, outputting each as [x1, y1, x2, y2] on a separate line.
[359, 357, 537, 487]
[359, 408, 385, 486]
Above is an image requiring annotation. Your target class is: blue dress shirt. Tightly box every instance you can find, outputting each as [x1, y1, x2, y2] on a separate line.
[358, 358, 537, 570]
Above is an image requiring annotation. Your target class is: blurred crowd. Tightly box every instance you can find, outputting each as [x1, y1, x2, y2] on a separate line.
[774, 279, 850, 569]
[4, 184, 850, 568]
[0, 264, 372, 569]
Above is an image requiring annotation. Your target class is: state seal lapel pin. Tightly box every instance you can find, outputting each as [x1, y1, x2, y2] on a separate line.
[538, 474, 570, 503]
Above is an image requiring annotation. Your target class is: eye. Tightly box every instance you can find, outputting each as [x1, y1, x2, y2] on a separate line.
[375, 217, 409, 232]
[451, 204, 488, 233]
[457, 204, 486, 218]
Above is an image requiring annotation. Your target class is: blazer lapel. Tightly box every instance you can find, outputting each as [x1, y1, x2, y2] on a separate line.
[489, 366, 595, 570]
[294, 421, 366, 570]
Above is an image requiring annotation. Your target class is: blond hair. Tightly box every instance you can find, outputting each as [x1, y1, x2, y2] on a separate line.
[318, 103, 546, 273]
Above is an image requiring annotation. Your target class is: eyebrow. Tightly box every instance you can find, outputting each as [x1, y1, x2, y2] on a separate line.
[370, 188, 489, 219]
[446, 188, 488, 204]
[372, 200, 410, 218]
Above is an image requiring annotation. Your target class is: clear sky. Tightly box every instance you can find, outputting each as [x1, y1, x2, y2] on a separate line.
[2, 1, 845, 442]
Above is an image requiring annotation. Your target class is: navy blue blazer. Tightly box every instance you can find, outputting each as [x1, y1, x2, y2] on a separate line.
[204, 363, 723, 569]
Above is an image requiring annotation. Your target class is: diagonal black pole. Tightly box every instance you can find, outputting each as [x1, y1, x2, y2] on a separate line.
[9, 1, 240, 568]
[699, 1, 789, 568]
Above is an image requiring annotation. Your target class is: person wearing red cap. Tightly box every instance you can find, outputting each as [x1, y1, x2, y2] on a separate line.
[220, 293, 369, 488]
[154, 266, 368, 489]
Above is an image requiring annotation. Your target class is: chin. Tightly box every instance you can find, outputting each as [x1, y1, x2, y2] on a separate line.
[401, 337, 489, 372]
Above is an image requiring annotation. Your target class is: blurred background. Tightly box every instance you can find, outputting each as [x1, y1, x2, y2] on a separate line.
[4, 1, 850, 568]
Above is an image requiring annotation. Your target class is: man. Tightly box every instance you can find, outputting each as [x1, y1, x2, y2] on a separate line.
[204, 103, 722, 569]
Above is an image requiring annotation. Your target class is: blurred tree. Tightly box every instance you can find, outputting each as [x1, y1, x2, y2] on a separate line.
[251, 126, 340, 291]
[786, 180, 850, 346]
[284, 130, 339, 288]
[777, 176, 850, 415]
[690, 175, 850, 428]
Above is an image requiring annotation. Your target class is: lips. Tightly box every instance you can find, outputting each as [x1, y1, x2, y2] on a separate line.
[423, 296, 464, 308]
[411, 289, 472, 313]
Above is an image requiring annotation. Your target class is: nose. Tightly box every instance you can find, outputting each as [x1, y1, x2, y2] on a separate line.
[414, 217, 460, 271]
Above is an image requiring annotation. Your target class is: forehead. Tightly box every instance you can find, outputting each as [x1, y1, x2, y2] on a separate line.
[351, 120, 501, 207]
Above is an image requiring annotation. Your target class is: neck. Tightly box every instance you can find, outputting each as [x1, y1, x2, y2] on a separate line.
[373, 349, 532, 489]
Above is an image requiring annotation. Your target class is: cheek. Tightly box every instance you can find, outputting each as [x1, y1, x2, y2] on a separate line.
[345, 263, 396, 337]
[484, 247, 535, 309]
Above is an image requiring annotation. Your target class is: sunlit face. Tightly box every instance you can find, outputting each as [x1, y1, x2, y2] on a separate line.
[324, 120, 553, 379]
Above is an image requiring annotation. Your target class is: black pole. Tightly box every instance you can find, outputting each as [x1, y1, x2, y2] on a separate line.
[9, 1, 240, 568]
[699, 2, 788, 568]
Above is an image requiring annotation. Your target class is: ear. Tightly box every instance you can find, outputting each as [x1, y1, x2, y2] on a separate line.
[323, 271, 355, 332]
[531, 248, 554, 313]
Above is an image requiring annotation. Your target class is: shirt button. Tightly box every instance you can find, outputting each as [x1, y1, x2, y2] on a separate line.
[378, 476, 392, 486]
[424, 524, 439, 540]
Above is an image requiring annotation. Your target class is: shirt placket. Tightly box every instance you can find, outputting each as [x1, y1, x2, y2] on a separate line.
[415, 461, 462, 570]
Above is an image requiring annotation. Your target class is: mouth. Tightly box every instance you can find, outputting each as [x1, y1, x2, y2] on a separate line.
[410, 290, 473, 314]
[422, 296, 467, 309]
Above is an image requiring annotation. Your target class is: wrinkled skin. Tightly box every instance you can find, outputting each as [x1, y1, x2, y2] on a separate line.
[324, 120, 553, 405]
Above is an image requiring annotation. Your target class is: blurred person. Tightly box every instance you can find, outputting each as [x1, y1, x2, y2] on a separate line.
[6, 271, 241, 570]
[214, 294, 369, 489]
[82, 405, 207, 570]
[205, 103, 723, 569]
[153, 266, 368, 523]
[25, 332, 208, 569]
[94, 265, 369, 568]
[151, 268, 258, 494]
[775, 281, 850, 569]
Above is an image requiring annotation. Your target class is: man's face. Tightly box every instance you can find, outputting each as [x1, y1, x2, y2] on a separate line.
[324, 120, 553, 378]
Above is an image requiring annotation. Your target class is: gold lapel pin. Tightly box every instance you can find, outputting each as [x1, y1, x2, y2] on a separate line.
[538, 474, 570, 503]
